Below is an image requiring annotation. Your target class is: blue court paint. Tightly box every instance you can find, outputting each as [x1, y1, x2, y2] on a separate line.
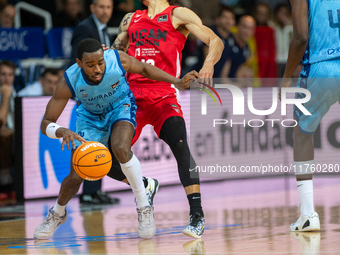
[6, 223, 242, 249]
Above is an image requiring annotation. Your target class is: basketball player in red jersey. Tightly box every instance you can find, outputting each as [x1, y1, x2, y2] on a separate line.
[110, 0, 223, 238]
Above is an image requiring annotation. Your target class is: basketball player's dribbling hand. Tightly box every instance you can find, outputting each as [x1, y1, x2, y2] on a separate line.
[56, 128, 87, 151]
[279, 78, 293, 101]
[176, 70, 200, 89]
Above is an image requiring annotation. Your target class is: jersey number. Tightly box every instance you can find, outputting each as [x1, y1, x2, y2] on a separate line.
[141, 59, 155, 66]
[328, 10, 340, 39]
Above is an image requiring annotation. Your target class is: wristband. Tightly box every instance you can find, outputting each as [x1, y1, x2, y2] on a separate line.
[46, 122, 63, 139]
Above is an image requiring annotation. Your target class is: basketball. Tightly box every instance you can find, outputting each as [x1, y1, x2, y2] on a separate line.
[72, 141, 112, 181]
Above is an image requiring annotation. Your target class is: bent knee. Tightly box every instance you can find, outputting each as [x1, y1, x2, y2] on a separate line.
[111, 143, 131, 162]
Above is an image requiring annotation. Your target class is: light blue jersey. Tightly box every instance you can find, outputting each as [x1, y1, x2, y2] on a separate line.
[295, 0, 340, 135]
[64, 49, 137, 148]
[302, 0, 340, 65]
[65, 49, 131, 114]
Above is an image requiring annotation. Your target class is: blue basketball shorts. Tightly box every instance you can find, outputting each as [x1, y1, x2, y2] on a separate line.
[74, 94, 137, 148]
[294, 59, 340, 135]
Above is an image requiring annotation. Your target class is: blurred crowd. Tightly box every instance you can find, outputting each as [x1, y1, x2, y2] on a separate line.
[0, 0, 297, 201]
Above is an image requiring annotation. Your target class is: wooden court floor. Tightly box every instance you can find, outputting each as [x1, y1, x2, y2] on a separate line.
[0, 177, 340, 255]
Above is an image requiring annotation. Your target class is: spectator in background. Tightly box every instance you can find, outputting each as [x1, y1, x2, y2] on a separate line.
[18, 68, 62, 97]
[220, 15, 256, 78]
[54, 0, 86, 27]
[0, 3, 15, 28]
[274, 3, 293, 77]
[0, 0, 7, 10]
[69, 0, 113, 66]
[0, 60, 16, 201]
[253, 2, 277, 85]
[68, 0, 117, 205]
[191, 0, 220, 27]
[109, 0, 143, 27]
[203, 6, 236, 78]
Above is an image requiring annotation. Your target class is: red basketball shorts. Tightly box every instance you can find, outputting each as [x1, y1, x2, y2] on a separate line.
[131, 86, 183, 146]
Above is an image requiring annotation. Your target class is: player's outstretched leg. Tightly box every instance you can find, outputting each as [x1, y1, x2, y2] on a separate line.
[34, 161, 83, 239]
[290, 125, 320, 232]
[159, 116, 204, 238]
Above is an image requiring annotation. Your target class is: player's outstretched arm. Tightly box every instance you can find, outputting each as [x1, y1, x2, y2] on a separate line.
[111, 12, 134, 52]
[172, 7, 224, 78]
[118, 50, 200, 89]
[41, 77, 86, 150]
[279, 0, 308, 100]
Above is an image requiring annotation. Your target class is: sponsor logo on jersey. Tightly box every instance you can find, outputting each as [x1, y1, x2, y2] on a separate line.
[123, 103, 130, 107]
[111, 81, 120, 89]
[158, 15, 168, 22]
[82, 93, 88, 98]
[134, 17, 142, 23]
[131, 29, 167, 47]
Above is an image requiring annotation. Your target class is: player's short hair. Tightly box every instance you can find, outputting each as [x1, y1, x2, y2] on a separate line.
[0, 60, 15, 71]
[77, 38, 103, 61]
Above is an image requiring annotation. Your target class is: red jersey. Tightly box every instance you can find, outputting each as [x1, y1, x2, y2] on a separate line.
[127, 6, 187, 88]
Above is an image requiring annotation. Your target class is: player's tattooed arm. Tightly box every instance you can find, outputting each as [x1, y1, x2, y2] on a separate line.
[111, 12, 133, 52]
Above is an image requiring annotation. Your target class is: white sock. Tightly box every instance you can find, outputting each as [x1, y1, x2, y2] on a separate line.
[53, 200, 66, 216]
[120, 154, 149, 209]
[297, 180, 314, 216]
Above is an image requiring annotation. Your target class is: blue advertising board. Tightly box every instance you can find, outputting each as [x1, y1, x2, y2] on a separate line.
[0, 28, 45, 59]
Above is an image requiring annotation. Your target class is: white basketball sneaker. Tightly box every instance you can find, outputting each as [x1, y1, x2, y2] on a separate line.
[137, 205, 156, 239]
[145, 177, 159, 205]
[290, 212, 320, 232]
[34, 207, 67, 239]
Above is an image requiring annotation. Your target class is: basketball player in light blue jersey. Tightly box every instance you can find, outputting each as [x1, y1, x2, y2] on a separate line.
[34, 38, 199, 240]
[280, 0, 340, 232]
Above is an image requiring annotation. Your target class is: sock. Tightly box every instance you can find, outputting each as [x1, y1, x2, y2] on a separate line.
[142, 177, 148, 188]
[53, 200, 66, 216]
[120, 154, 149, 209]
[297, 180, 314, 215]
[187, 193, 204, 216]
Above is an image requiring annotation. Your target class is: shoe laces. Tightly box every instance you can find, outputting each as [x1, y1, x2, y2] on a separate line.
[43, 213, 53, 226]
[139, 207, 153, 225]
[190, 213, 202, 227]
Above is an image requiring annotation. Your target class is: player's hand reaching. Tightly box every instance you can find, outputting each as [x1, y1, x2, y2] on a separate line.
[199, 60, 214, 78]
[176, 71, 201, 89]
[199, 60, 214, 87]
[278, 78, 293, 101]
[102, 44, 110, 51]
[56, 128, 87, 151]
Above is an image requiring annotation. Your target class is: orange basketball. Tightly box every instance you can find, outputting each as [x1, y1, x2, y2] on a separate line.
[72, 141, 112, 181]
